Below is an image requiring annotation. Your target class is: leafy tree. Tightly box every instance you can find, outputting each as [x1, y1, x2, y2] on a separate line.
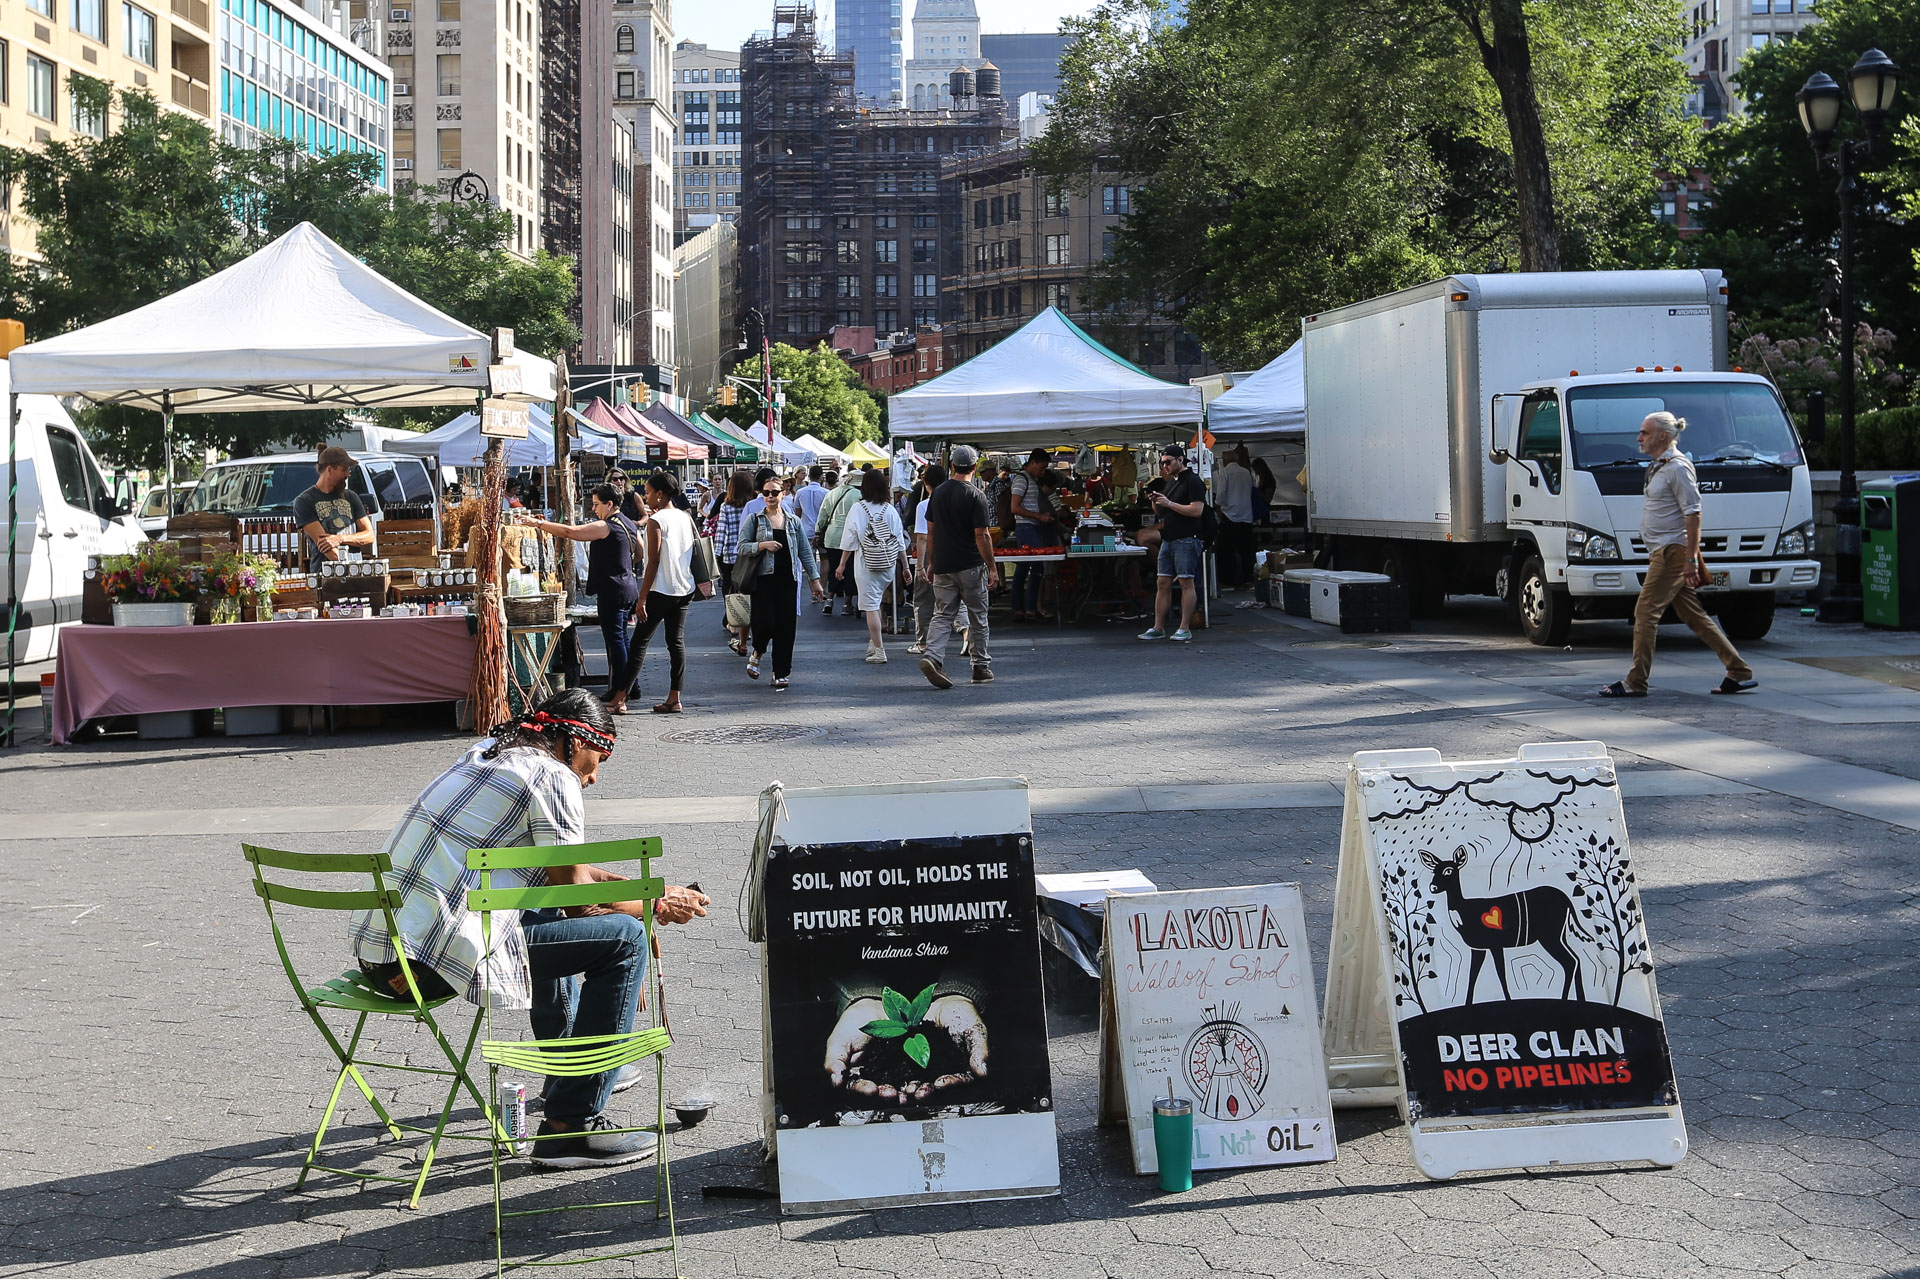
[0, 84, 580, 471]
[1034, 0, 1698, 369]
[709, 343, 883, 448]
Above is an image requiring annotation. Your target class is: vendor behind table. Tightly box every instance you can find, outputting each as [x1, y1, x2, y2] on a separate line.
[293, 446, 377, 570]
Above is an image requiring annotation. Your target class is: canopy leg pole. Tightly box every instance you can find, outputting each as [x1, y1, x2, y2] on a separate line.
[552, 351, 576, 601]
[467, 404, 508, 734]
[4, 391, 18, 749]
[161, 391, 175, 512]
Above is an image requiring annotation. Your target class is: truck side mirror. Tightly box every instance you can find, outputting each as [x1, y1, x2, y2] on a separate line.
[1804, 389, 1825, 446]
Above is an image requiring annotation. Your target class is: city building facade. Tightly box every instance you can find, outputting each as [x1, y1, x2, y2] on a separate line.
[580, 0, 632, 364]
[944, 138, 1212, 381]
[385, 0, 539, 253]
[672, 217, 735, 403]
[232, 0, 391, 187]
[1683, 0, 1819, 124]
[832, 0, 899, 106]
[903, 0, 979, 110]
[670, 40, 740, 239]
[612, 0, 675, 376]
[830, 324, 948, 394]
[978, 32, 1067, 104]
[740, 7, 1016, 351]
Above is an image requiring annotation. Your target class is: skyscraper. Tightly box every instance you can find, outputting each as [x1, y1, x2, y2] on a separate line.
[979, 33, 1069, 104]
[903, 0, 979, 110]
[833, 0, 901, 106]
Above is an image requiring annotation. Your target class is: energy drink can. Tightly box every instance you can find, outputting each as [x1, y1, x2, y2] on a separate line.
[498, 1081, 527, 1153]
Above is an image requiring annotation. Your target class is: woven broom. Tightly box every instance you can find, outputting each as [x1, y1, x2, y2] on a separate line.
[467, 437, 508, 733]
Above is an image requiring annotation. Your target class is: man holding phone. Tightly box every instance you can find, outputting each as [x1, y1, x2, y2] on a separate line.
[1138, 444, 1207, 642]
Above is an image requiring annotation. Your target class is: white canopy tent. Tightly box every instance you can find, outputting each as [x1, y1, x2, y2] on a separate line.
[792, 433, 848, 467]
[385, 404, 619, 468]
[886, 307, 1202, 446]
[1204, 342, 1303, 437]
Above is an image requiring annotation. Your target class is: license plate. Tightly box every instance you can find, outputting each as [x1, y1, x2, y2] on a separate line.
[1701, 570, 1730, 591]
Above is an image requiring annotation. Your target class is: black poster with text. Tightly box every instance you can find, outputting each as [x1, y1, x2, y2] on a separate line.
[764, 833, 1054, 1129]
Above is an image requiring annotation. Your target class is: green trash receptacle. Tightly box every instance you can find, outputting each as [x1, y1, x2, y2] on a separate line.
[1860, 475, 1920, 629]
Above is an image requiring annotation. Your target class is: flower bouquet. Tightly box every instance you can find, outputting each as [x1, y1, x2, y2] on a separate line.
[204, 549, 280, 623]
[99, 542, 205, 626]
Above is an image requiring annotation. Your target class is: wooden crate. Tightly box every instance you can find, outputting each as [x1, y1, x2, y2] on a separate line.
[317, 573, 390, 606]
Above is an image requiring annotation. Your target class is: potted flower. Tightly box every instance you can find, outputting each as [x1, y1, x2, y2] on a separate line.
[203, 550, 279, 623]
[98, 541, 205, 627]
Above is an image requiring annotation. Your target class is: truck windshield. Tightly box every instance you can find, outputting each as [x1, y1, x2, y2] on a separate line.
[1565, 382, 1802, 470]
[189, 462, 372, 515]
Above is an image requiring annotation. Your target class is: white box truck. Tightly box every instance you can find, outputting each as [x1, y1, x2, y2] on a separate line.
[1303, 270, 1820, 645]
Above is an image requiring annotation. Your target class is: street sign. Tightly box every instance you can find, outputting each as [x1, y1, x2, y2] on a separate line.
[479, 398, 530, 439]
[1321, 742, 1687, 1179]
[758, 779, 1060, 1213]
[1100, 885, 1336, 1176]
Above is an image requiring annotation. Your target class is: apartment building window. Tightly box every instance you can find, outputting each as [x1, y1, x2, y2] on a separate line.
[973, 245, 987, 272]
[837, 275, 860, 298]
[1044, 233, 1069, 265]
[875, 239, 898, 263]
[437, 127, 460, 169]
[27, 55, 55, 122]
[836, 239, 859, 263]
[876, 173, 898, 195]
[974, 293, 987, 321]
[72, 0, 105, 41]
[875, 274, 898, 297]
[990, 242, 1004, 269]
[437, 54, 460, 96]
[1102, 185, 1132, 215]
[616, 25, 635, 52]
[914, 306, 937, 328]
[0, 42, 9, 105]
[990, 196, 1003, 225]
[1045, 283, 1070, 310]
[1006, 286, 1022, 317]
[836, 309, 860, 327]
[873, 214, 897, 229]
[912, 273, 937, 298]
[27, 0, 53, 19]
[836, 214, 860, 230]
[784, 215, 822, 230]
[974, 199, 987, 228]
[70, 82, 104, 135]
[1044, 190, 1067, 217]
[875, 308, 898, 332]
[911, 238, 936, 263]
[1007, 239, 1020, 267]
[122, 4, 156, 66]
[912, 212, 937, 229]
[617, 71, 634, 97]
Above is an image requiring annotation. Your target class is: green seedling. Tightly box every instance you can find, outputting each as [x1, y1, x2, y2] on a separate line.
[862, 983, 938, 1070]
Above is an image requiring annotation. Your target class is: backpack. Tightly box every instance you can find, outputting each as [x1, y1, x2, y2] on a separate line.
[1200, 501, 1219, 549]
[857, 501, 902, 573]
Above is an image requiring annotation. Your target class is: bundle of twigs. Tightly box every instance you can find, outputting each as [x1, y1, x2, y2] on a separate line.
[467, 438, 508, 733]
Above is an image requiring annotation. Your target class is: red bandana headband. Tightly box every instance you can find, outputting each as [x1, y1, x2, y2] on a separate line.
[521, 710, 616, 757]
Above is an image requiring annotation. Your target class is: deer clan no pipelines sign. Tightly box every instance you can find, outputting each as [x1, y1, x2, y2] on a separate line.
[1322, 742, 1687, 1179]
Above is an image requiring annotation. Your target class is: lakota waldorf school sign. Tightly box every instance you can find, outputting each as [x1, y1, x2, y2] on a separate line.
[1324, 742, 1687, 1179]
[1103, 886, 1335, 1175]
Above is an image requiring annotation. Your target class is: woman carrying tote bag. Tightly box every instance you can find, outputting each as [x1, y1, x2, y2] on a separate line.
[736, 467, 825, 690]
[837, 468, 911, 664]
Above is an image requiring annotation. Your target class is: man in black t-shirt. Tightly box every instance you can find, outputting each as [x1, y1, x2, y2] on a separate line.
[1139, 444, 1207, 642]
[293, 446, 375, 571]
[920, 444, 1001, 690]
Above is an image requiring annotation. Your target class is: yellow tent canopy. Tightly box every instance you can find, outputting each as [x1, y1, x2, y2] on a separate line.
[843, 439, 890, 465]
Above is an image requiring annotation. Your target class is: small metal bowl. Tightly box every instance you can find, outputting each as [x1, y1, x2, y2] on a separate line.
[672, 1096, 714, 1127]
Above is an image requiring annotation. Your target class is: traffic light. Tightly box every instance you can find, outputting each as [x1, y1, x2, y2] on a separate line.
[717, 385, 737, 406]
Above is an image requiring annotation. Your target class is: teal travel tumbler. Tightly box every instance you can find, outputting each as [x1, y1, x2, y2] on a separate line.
[1153, 1096, 1194, 1192]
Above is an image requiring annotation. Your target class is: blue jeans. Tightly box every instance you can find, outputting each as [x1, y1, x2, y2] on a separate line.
[595, 592, 637, 699]
[1012, 525, 1048, 612]
[1157, 535, 1204, 581]
[522, 908, 649, 1124]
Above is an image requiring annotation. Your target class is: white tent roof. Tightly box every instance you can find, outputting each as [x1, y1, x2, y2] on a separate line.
[1205, 342, 1303, 437]
[8, 222, 552, 413]
[793, 433, 848, 464]
[385, 405, 618, 467]
[886, 307, 1202, 444]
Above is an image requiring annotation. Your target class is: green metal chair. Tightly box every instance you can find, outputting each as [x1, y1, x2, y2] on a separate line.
[466, 836, 679, 1277]
[242, 844, 507, 1209]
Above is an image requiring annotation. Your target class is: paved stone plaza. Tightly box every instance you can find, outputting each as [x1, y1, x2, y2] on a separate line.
[4, 599, 1920, 1278]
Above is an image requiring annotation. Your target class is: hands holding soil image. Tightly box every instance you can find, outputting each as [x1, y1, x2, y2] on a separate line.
[825, 984, 990, 1104]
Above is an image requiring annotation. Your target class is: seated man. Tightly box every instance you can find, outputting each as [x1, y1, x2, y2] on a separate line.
[348, 688, 709, 1169]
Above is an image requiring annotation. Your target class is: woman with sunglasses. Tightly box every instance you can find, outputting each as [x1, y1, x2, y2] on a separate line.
[737, 467, 824, 689]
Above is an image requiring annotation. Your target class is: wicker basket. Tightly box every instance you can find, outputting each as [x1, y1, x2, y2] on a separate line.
[504, 592, 565, 627]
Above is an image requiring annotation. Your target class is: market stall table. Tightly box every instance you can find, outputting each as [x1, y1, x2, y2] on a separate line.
[50, 615, 479, 745]
[994, 547, 1151, 626]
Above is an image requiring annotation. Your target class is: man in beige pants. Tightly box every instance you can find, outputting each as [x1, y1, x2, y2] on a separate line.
[1599, 412, 1758, 698]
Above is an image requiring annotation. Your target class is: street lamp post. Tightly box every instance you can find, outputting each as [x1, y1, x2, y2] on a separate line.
[1796, 49, 1902, 625]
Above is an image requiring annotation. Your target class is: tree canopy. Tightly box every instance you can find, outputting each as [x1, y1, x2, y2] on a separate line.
[708, 343, 884, 448]
[0, 81, 580, 470]
[1033, 0, 1699, 369]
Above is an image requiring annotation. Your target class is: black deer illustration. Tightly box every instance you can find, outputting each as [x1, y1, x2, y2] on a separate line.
[1420, 847, 1593, 1005]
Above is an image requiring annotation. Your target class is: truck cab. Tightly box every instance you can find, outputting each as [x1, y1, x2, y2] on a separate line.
[1495, 371, 1819, 644]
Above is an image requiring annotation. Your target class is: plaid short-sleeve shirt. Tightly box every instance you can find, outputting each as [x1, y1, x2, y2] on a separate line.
[349, 741, 585, 1010]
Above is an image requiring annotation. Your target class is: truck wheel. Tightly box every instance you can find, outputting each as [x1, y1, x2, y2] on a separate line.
[1717, 592, 1776, 641]
[1517, 556, 1572, 646]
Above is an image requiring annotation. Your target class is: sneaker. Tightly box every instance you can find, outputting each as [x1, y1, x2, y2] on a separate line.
[772, 677, 790, 691]
[822, 602, 834, 616]
[865, 645, 888, 664]
[1137, 628, 1166, 640]
[905, 642, 927, 655]
[1171, 629, 1194, 642]
[920, 658, 952, 690]
[971, 665, 994, 684]
[529, 1115, 658, 1170]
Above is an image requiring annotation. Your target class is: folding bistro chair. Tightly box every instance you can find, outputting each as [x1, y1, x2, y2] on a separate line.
[466, 837, 679, 1277]
[242, 844, 507, 1209]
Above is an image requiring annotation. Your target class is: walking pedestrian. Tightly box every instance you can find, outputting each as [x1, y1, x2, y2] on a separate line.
[738, 467, 824, 690]
[625, 473, 699, 714]
[1599, 413, 1758, 698]
[838, 469, 912, 664]
[715, 470, 755, 655]
[1139, 444, 1206, 642]
[817, 468, 862, 618]
[919, 445, 999, 690]
[796, 465, 830, 545]
[514, 487, 641, 713]
[907, 464, 947, 655]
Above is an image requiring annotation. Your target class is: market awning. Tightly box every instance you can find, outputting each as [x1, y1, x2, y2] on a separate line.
[842, 439, 890, 466]
[1205, 342, 1303, 437]
[885, 307, 1202, 445]
[385, 404, 619, 466]
[793, 433, 848, 466]
[689, 411, 758, 463]
[614, 403, 706, 461]
[637, 402, 718, 461]
[8, 221, 553, 412]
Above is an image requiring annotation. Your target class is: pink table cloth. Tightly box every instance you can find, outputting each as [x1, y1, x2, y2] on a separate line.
[52, 616, 478, 744]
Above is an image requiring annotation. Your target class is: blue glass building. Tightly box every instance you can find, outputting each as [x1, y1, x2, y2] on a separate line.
[217, 0, 392, 189]
[833, 0, 902, 106]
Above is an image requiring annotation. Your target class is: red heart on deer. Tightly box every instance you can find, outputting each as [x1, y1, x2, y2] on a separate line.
[1481, 906, 1503, 929]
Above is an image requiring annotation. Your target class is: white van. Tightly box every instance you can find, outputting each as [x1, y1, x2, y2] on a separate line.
[0, 361, 147, 664]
